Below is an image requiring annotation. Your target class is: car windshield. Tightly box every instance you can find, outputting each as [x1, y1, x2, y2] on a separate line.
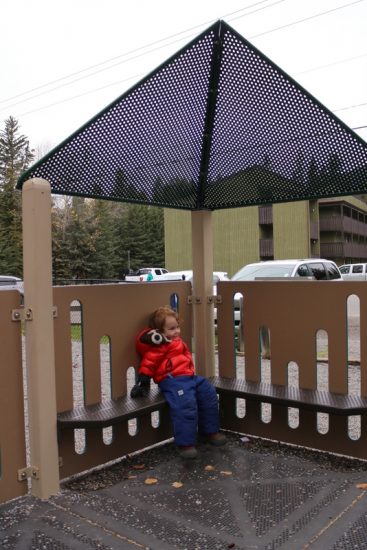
[232, 263, 296, 281]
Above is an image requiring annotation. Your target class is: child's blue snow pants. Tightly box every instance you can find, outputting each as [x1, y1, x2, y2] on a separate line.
[158, 375, 220, 446]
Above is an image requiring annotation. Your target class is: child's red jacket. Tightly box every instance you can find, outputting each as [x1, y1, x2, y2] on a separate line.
[136, 329, 194, 383]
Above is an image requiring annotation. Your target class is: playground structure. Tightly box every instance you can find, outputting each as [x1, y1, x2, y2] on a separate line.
[2, 19, 367, 507]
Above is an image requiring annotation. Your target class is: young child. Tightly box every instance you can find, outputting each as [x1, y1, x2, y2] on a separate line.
[131, 305, 226, 458]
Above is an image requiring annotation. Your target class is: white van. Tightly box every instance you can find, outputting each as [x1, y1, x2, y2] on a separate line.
[0, 276, 24, 303]
[0, 276, 23, 292]
[339, 264, 367, 281]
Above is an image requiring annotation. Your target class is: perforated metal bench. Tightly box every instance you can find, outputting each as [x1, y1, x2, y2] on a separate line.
[57, 377, 367, 431]
[57, 387, 167, 430]
[208, 376, 367, 415]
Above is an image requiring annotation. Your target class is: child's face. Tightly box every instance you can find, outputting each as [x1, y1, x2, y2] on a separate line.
[162, 315, 180, 340]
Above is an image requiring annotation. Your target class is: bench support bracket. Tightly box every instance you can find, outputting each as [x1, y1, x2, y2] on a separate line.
[18, 466, 40, 481]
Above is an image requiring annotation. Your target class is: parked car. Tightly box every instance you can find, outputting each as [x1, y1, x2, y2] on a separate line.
[232, 259, 342, 282]
[214, 259, 342, 328]
[339, 263, 367, 280]
[158, 270, 229, 286]
[125, 267, 169, 281]
[0, 276, 24, 303]
[0, 275, 23, 292]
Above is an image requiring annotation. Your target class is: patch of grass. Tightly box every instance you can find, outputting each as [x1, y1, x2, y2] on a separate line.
[71, 324, 109, 343]
[71, 324, 81, 341]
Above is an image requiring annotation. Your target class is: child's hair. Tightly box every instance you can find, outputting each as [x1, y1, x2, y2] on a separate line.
[149, 306, 180, 332]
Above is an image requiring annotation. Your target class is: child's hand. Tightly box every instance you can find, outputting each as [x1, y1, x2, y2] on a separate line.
[130, 375, 151, 398]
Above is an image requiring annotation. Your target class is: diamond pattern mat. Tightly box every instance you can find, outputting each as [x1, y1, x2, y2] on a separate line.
[2, 434, 367, 549]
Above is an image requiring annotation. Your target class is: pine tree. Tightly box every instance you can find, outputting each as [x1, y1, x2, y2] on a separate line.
[147, 207, 165, 266]
[124, 205, 151, 270]
[52, 197, 74, 281]
[0, 116, 34, 276]
[90, 199, 118, 278]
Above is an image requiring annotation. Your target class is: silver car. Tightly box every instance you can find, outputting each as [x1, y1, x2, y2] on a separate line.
[215, 259, 341, 328]
[232, 259, 341, 282]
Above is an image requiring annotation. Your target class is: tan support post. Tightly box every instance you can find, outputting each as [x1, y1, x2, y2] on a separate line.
[191, 210, 215, 377]
[22, 178, 60, 498]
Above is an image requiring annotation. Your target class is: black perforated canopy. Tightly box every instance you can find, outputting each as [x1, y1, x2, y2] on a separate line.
[17, 20, 367, 210]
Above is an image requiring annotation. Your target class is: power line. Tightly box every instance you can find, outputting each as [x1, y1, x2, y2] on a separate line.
[17, 70, 367, 123]
[295, 52, 367, 76]
[18, 74, 143, 117]
[334, 102, 367, 113]
[0, 0, 281, 107]
[246, 0, 366, 39]
[8, 0, 365, 112]
[3, 0, 366, 119]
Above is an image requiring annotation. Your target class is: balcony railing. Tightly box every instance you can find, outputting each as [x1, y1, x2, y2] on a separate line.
[319, 215, 367, 236]
[259, 205, 273, 225]
[320, 241, 367, 258]
[260, 238, 274, 257]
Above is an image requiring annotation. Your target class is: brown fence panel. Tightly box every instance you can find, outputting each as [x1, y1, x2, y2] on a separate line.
[53, 281, 192, 479]
[217, 280, 367, 460]
[0, 291, 27, 503]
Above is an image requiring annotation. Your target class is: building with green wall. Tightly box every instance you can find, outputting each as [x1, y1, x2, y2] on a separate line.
[164, 196, 367, 276]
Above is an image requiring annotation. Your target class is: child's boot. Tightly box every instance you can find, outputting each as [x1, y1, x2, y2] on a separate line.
[178, 446, 198, 459]
[207, 432, 227, 446]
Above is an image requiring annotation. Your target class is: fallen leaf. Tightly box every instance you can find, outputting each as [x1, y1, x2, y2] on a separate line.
[172, 481, 183, 488]
[132, 464, 145, 470]
[144, 477, 158, 485]
[220, 471, 233, 476]
[356, 483, 367, 489]
[127, 475, 137, 479]
[205, 465, 215, 471]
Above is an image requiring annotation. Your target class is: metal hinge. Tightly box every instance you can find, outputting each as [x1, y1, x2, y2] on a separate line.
[12, 307, 33, 322]
[18, 466, 39, 481]
[207, 295, 222, 305]
[187, 295, 202, 305]
[18, 456, 62, 481]
[11, 306, 58, 322]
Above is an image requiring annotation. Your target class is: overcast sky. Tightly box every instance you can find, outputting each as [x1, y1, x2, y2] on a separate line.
[1, 0, 367, 154]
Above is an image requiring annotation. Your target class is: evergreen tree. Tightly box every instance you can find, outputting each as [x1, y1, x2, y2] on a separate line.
[51, 195, 166, 280]
[124, 204, 151, 270]
[147, 207, 165, 266]
[0, 116, 34, 276]
[52, 197, 74, 281]
[90, 199, 118, 278]
[112, 202, 130, 275]
[52, 197, 95, 280]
